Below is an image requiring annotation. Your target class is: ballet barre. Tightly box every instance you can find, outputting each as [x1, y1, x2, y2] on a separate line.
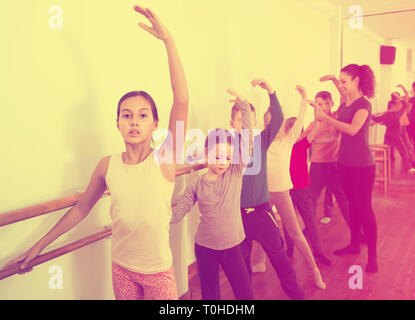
[0, 191, 111, 228]
[0, 163, 207, 280]
[0, 228, 112, 281]
[0, 163, 207, 228]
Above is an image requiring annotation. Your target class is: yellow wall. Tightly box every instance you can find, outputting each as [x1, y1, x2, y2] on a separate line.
[0, 0, 338, 299]
[342, 21, 385, 144]
[391, 40, 415, 94]
[342, 16, 415, 144]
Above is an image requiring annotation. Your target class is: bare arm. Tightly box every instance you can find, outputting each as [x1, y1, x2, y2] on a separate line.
[397, 84, 409, 103]
[372, 113, 387, 124]
[297, 121, 314, 142]
[134, 6, 189, 180]
[1, 158, 109, 271]
[305, 120, 322, 143]
[320, 75, 345, 104]
[295, 86, 308, 125]
[316, 107, 369, 136]
[285, 85, 308, 142]
[165, 37, 189, 164]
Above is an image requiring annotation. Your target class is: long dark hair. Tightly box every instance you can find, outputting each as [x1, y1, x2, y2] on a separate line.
[341, 64, 376, 99]
[117, 91, 159, 122]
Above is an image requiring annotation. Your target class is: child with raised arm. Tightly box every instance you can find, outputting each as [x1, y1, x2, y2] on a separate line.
[266, 86, 326, 290]
[2, 5, 189, 300]
[171, 89, 253, 300]
[407, 82, 415, 152]
[289, 119, 332, 264]
[395, 85, 415, 163]
[231, 78, 304, 300]
[304, 89, 350, 227]
[372, 96, 415, 173]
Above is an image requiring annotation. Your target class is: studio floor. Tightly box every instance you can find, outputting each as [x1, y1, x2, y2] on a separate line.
[181, 158, 415, 300]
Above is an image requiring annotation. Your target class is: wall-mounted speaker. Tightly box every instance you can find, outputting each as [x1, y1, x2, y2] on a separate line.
[380, 45, 396, 65]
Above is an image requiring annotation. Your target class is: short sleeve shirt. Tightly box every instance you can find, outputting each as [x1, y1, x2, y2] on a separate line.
[337, 97, 374, 167]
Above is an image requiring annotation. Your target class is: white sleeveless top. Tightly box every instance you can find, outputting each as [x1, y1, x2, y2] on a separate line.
[267, 118, 303, 192]
[105, 151, 175, 274]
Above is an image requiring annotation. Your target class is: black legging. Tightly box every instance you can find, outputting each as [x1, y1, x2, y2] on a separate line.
[385, 131, 412, 170]
[406, 124, 415, 155]
[195, 243, 253, 300]
[338, 164, 377, 258]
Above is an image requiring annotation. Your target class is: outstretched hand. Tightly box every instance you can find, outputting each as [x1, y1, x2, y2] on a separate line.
[134, 5, 171, 41]
[1, 245, 42, 274]
[308, 100, 317, 108]
[391, 91, 401, 100]
[227, 88, 245, 105]
[320, 75, 336, 82]
[251, 78, 274, 94]
[296, 85, 307, 100]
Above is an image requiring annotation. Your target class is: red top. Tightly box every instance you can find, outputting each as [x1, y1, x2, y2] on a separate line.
[290, 137, 311, 190]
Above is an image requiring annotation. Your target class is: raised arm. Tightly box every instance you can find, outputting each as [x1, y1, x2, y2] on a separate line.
[296, 86, 308, 121]
[227, 88, 253, 167]
[397, 84, 409, 102]
[315, 106, 369, 136]
[298, 120, 321, 143]
[320, 75, 345, 104]
[1, 157, 109, 272]
[297, 120, 315, 142]
[134, 6, 189, 176]
[252, 78, 284, 149]
[372, 113, 387, 124]
[291, 85, 309, 137]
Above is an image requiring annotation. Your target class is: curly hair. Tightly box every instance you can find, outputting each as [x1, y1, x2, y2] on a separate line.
[341, 64, 376, 99]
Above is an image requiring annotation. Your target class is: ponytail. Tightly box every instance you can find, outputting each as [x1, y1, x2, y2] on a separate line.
[358, 65, 376, 99]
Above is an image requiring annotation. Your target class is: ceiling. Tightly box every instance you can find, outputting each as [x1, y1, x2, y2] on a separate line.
[328, 0, 415, 40]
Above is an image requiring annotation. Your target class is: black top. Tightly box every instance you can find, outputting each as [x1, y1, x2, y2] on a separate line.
[240, 92, 284, 208]
[337, 96, 374, 167]
[372, 101, 408, 135]
[372, 111, 401, 135]
[408, 97, 415, 124]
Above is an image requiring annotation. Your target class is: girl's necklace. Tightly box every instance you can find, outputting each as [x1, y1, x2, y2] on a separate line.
[122, 148, 153, 165]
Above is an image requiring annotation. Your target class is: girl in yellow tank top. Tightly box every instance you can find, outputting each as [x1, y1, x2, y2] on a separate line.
[3, 5, 189, 300]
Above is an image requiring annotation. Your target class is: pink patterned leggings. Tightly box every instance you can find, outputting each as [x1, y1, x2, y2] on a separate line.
[112, 262, 178, 300]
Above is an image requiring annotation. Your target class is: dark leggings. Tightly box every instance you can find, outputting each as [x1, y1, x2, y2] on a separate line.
[240, 203, 304, 300]
[310, 162, 350, 226]
[338, 164, 377, 258]
[407, 124, 415, 154]
[384, 131, 412, 170]
[195, 243, 253, 300]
